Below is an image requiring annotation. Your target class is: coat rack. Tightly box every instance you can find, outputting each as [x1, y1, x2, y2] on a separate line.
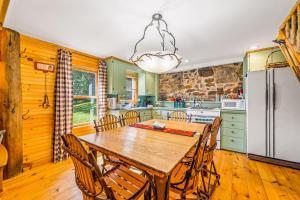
[34, 62, 55, 109]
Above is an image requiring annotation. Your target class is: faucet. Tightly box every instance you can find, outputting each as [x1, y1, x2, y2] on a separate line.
[199, 100, 203, 108]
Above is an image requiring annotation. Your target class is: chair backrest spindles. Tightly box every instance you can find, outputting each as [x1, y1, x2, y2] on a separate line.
[168, 111, 190, 122]
[171, 124, 211, 192]
[94, 114, 121, 133]
[122, 110, 141, 126]
[206, 117, 222, 163]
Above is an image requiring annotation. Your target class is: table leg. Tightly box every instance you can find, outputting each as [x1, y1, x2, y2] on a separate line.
[89, 147, 97, 161]
[154, 175, 170, 200]
[0, 167, 4, 192]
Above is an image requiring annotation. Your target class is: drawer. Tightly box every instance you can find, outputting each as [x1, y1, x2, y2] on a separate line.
[221, 113, 245, 122]
[142, 115, 152, 122]
[222, 127, 245, 138]
[221, 136, 245, 153]
[161, 110, 170, 117]
[222, 120, 245, 130]
[152, 110, 161, 116]
[139, 110, 152, 117]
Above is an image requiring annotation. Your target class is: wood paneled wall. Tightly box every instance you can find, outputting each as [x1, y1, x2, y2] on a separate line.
[20, 35, 99, 168]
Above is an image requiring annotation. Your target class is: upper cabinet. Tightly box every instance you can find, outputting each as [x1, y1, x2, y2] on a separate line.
[138, 71, 157, 96]
[106, 58, 132, 94]
[245, 47, 287, 72]
[105, 57, 158, 97]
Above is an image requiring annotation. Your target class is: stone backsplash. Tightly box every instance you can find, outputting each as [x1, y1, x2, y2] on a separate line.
[159, 62, 243, 101]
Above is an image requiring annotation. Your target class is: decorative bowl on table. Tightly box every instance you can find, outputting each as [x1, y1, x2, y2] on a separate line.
[152, 121, 166, 130]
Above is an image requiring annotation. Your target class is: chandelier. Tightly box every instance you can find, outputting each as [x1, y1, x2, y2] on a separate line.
[130, 13, 181, 74]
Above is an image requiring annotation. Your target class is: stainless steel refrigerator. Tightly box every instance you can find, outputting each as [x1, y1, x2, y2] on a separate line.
[247, 67, 300, 163]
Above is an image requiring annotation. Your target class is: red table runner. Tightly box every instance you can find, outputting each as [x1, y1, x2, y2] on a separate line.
[129, 123, 196, 137]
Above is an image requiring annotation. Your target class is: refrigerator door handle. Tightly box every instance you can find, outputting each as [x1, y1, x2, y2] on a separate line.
[273, 82, 276, 111]
[265, 70, 269, 157]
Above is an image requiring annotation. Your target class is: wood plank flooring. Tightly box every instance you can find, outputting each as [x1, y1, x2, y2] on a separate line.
[0, 150, 299, 200]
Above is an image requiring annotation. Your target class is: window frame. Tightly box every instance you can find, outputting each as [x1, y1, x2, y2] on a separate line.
[126, 73, 138, 104]
[72, 66, 98, 127]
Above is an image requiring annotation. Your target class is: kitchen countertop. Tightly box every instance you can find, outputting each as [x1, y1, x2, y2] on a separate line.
[221, 109, 246, 113]
[152, 107, 187, 111]
[109, 107, 187, 112]
[109, 107, 152, 111]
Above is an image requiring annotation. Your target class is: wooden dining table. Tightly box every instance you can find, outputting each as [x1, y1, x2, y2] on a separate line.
[79, 119, 207, 200]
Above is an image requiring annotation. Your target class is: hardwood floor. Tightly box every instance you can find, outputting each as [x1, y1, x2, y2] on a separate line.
[0, 150, 299, 200]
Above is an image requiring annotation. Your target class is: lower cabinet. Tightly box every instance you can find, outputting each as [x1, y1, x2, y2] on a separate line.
[152, 109, 185, 120]
[108, 109, 153, 122]
[139, 110, 152, 122]
[221, 111, 246, 153]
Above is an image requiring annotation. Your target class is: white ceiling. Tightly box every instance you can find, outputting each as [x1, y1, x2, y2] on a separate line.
[5, 0, 295, 71]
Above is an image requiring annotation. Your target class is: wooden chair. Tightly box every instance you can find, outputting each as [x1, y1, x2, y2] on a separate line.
[93, 114, 123, 173]
[201, 117, 222, 198]
[184, 117, 222, 198]
[167, 111, 191, 122]
[170, 124, 211, 199]
[122, 110, 141, 126]
[0, 130, 8, 192]
[61, 134, 150, 200]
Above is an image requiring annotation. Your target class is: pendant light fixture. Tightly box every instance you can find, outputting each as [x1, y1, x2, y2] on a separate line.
[130, 13, 181, 74]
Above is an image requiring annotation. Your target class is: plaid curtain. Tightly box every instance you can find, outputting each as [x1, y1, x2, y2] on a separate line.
[53, 49, 73, 163]
[98, 60, 108, 119]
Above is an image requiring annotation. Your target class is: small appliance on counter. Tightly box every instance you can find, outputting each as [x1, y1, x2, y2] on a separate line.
[221, 99, 246, 110]
[107, 97, 117, 109]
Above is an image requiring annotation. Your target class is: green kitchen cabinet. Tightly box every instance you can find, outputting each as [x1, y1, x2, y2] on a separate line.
[138, 71, 157, 96]
[246, 47, 286, 72]
[152, 109, 162, 119]
[106, 59, 127, 94]
[139, 109, 152, 121]
[221, 110, 246, 153]
[108, 109, 152, 122]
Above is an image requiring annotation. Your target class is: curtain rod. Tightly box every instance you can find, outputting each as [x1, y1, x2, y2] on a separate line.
[59, 48, 101, 61]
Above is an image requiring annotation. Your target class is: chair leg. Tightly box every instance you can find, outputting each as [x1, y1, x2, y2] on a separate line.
[101, 155, 108, 174]
[196, 187, 208, 200]
[212, 161, 220, 185]
[200, 170, 207, 195]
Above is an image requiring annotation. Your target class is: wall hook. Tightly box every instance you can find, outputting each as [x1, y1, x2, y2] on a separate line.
[22, 109, 30, 120]
[11, 104, 16, 113]
[20, 48, 27, 58]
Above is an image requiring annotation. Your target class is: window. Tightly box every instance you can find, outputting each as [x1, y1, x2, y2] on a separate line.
[73, 69, 97, 125]
[125, 76, 137, 103]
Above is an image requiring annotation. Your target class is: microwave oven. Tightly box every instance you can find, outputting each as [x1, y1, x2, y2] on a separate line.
[221, 99, 246, 110]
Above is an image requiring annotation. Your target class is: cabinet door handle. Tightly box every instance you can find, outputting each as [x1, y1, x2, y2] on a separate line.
[231, 131, 235, 133]
[231, 116, 234, 119]
[231, 124, 235, 126]
[231, 139, 234, 142]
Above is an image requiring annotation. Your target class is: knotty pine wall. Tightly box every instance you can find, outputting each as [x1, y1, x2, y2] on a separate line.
[20, 35, 99, 168]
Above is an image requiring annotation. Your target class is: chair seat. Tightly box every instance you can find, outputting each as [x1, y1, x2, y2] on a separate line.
[102, 165, 149, 200]
[170, 162, 197, 195]
[185, 146, 212, 165]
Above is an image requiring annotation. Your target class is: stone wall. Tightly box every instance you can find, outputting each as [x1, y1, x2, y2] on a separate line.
[159, 62, 243, 101]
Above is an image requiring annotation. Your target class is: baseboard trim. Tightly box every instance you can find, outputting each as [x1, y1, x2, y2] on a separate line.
[247, 154, 300, 170]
